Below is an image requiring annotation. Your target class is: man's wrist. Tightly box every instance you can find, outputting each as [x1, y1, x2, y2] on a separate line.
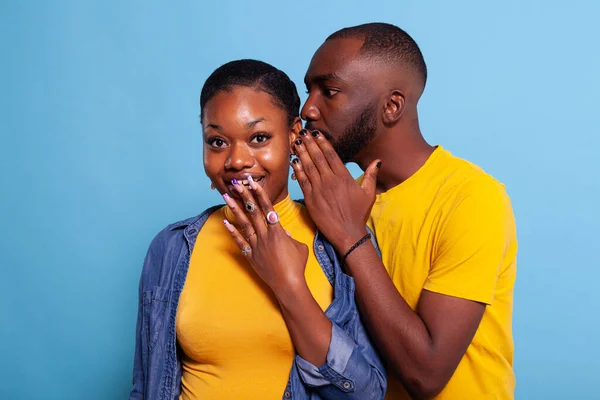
[334, 227, 369, 255]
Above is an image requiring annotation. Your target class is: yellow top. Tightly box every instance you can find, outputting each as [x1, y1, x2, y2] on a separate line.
[365, 146, 517, 400]
[176, 195, 333, 400]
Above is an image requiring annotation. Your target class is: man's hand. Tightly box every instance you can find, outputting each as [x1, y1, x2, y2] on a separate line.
[291, 129, 381, 253]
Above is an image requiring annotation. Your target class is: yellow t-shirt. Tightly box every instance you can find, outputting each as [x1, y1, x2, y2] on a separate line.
[365, 146, 517, 400]
[176, 195, 333, 400]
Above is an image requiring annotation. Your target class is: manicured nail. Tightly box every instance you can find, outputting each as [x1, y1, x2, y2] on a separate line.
[248, 176, 257, 190]
[311, 130, 320, 137]
[232, 179, 239, 185]
[376, 161, 382, 168]
[294, 138, 302, 146]
[223, 219, 235, 232]
[223, 193, 233, 206]
[299, 129, 308, 136]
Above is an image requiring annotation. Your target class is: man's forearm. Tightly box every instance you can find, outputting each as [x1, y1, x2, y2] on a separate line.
[342, 243, 448, 399]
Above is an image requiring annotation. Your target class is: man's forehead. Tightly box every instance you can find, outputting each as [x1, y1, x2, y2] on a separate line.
[305, 38, 365, 81]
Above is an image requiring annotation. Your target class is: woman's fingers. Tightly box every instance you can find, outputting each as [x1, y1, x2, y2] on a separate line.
[248, 176, 282, 230]
[222, 193, 258, 243]
[230, 179, 268, 235]
[223, 219, 252, 257]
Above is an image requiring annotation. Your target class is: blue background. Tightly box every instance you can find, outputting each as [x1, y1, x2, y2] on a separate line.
[1, 1, 598, 399]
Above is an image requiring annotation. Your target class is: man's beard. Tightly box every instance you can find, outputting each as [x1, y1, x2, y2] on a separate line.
[308, 103, 378, 164]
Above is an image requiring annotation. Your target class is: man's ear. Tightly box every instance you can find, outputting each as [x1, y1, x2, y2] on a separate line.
[382, 90, 405, 124]
[289, 117, 303, 152]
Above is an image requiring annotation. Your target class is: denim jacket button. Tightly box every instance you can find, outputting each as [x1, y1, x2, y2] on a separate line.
[317, 245, 324, 251]
[284, 390, 291, 398]
[343, 381, 352, 389]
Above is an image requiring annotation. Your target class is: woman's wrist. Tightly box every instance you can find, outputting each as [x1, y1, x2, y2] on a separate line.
[272, 275, 310, 305]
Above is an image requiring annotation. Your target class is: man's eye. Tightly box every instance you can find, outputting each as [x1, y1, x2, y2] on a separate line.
[324, 88, 339, 97]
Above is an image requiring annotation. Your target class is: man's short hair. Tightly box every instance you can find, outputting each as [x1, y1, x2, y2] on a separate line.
[327, 22, 427, 88]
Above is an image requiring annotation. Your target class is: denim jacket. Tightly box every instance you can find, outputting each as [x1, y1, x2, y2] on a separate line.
[129, 204, 387, 400]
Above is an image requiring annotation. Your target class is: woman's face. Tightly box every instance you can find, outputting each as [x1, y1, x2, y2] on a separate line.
[203, 86, 300, 204]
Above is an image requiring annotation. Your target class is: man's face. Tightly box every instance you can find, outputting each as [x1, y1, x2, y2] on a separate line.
[302, 38, 379, 164]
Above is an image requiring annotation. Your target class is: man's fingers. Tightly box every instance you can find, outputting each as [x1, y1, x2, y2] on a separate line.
[293, 137, 321, 187]
[311, 130, 349, 176]
[361, 159, 382, 197]
[299, 129, 334, 177]
[291, 158, 312, 195]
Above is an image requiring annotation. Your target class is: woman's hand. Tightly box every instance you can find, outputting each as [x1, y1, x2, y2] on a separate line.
[222, 177, 308, 294]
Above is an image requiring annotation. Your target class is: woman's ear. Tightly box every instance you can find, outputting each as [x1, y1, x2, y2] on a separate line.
[382, 90, 405, 124]
[289, 117, 303, 152]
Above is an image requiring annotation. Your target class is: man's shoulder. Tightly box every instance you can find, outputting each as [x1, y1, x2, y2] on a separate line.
[437, 147, 509, 201]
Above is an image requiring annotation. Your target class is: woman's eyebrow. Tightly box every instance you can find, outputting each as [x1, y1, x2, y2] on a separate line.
[246, 118, 266, 128]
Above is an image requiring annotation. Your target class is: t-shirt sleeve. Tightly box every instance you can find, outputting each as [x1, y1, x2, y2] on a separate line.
[424, 177, 516, 305]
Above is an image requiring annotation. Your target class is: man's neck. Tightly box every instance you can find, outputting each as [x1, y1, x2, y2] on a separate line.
[355, 127, 435, 194]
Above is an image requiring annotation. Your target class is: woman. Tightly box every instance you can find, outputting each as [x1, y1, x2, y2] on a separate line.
[129, 59, 386, 400]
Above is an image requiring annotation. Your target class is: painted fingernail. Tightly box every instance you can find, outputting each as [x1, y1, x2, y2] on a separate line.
[248, 175, 257, 190]
[223, 219, 235, 232]
[232, 179, 239, 185]
[376, 161, 382, 168]
[311, 130, 320, 137]
[294, 138, 303, 146]
[223, 193, 233, 206]
[299, 129, 308, 136]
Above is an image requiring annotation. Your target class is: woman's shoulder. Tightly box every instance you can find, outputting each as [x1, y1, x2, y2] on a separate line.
[147, 204, 224, 251]
[140, 204, 223, 281]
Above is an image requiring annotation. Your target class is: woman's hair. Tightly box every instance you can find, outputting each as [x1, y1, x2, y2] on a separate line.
[200, 59, 301, 127]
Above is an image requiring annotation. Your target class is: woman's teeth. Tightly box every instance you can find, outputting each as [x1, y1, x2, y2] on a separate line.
[233, 177, 263, 187]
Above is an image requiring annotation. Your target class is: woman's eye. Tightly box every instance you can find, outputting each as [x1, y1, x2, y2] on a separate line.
[208, 138, 227, 148]
[250, 134, 270, 144]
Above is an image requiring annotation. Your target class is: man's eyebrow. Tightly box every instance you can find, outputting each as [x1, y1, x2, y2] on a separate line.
[305, 73, 346, 86]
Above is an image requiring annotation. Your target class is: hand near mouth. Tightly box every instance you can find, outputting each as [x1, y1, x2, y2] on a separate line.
[291, 129, 381, 255]
[221, 176, 307, 293]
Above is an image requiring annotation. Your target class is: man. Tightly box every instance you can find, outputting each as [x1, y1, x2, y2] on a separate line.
[290, 22, 517, 399]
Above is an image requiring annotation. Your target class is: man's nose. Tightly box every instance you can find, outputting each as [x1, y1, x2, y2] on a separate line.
[301, 95, 320, 122]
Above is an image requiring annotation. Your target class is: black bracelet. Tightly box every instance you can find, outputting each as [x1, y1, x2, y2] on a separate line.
[342, 233, 372, 265]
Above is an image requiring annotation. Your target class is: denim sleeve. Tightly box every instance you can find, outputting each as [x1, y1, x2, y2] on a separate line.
[129, 274, 145, 399]
[295, 322, 387, 399]
[130, 236, 161, 399]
